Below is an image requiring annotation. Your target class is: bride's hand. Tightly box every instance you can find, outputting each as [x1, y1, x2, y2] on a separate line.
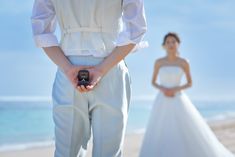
[165, 87, 180, 97]
[165, 90, 175, 97]
[161, 88, 175, 97]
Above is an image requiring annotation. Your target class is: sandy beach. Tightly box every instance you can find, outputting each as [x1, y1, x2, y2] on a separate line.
[1, 118, 235, 157]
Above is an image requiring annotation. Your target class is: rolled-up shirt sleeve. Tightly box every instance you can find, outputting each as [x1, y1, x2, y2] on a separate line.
[31, 0, 58, 47]
[116, 0, 148, 49]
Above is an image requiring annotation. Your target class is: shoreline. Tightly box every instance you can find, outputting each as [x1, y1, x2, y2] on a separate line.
[1, 117, 235, 157]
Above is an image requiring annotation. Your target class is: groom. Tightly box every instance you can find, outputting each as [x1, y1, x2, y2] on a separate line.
[31, 0, 147, 156]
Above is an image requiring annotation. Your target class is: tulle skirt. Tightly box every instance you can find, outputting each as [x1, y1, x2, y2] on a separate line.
[139, 92, 234, 157]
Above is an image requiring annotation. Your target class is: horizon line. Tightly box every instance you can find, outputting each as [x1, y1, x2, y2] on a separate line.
[0, 95, 235, 103]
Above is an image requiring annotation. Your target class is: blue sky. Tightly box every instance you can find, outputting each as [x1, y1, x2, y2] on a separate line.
[0, 0, 235, 102]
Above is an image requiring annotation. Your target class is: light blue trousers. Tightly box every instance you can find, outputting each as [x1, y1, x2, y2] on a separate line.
[52, 56, 131, 157]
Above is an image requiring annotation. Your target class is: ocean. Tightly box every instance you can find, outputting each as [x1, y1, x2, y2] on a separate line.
[0, 99, 235, 152]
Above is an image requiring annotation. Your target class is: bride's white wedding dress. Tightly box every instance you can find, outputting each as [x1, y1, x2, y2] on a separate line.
[139, 66, 234, 157]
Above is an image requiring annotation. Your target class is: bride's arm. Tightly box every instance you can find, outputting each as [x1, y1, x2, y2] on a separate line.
[151, 60, 166, 91]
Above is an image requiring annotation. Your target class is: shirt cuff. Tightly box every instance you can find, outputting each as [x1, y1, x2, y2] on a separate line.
[34, 33, 59, 48]
[115, 31, 148, 52]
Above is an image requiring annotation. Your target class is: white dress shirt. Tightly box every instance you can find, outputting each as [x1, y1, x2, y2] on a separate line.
[31, 0, 147, 56]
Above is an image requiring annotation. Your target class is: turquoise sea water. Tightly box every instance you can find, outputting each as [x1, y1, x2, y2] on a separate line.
[0, 99, 235, 151]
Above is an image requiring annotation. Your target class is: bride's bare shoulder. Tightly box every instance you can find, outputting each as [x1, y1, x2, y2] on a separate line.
[177, 57, 190, 70]
[154, 57, 166, 69]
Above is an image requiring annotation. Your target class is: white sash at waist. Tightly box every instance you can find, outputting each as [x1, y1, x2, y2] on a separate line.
[62, 27, 113, 35]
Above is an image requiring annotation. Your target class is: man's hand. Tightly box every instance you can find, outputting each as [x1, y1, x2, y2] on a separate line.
[84, 66, 105, 91]
[64, 64, 93, 92]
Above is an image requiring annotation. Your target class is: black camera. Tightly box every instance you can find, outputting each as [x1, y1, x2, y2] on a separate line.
[77, 70, 90, 87]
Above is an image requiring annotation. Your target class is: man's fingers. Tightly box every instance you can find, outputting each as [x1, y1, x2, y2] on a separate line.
[76, 86, 83, 92]
[81, 85, 87, 91]
[86, 84, 95, 90]
[89, 80, 98, 87]
[76, 85, 90, 93]
[86, 77, 100, 90]
[86, 80, 97, 90]
[77, 85, 87, 92]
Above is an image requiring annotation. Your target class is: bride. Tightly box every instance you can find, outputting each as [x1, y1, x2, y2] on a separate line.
[139, 32, 234, 157]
